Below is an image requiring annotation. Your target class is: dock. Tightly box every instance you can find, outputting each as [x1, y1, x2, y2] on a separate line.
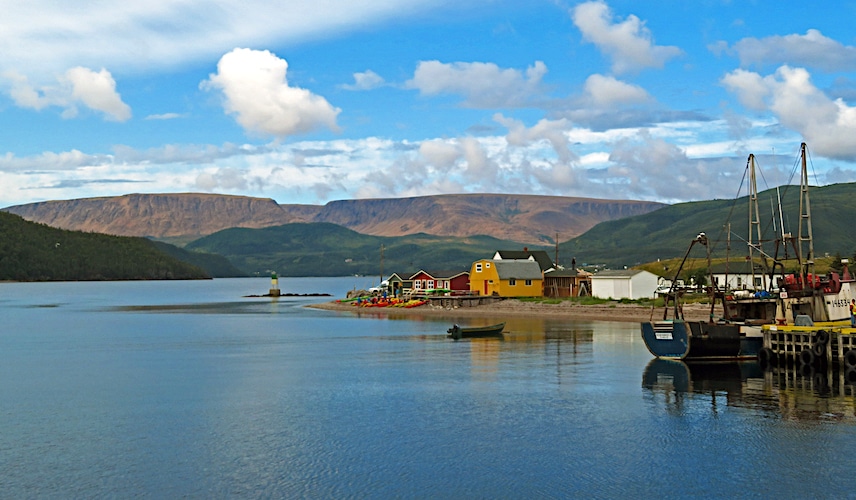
[762, 322, 856, 370]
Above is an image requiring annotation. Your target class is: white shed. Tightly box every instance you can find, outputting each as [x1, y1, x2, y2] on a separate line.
[591, 269, 660, 300]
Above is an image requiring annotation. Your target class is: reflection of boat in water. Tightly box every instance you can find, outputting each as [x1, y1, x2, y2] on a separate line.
[642, 359, 762, 395]
[447, 322, 505, 340]
[644, 358, 856, 420]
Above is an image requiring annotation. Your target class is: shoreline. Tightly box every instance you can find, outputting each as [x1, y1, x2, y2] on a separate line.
[308, 298, 714, 323]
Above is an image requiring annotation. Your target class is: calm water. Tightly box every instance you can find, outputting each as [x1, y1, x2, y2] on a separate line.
[2, 277, 856, 498]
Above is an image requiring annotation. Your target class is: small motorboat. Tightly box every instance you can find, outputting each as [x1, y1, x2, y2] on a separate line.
[447, 322, 505, 340]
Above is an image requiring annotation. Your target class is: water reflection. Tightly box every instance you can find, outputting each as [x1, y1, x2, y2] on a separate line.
[643, 359, 856, 421]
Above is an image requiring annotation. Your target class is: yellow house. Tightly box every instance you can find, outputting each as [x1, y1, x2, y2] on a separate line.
[469, 259, 544, 297]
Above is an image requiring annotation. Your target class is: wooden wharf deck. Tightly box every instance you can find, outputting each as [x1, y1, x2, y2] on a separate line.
[763, 323, 856, 367]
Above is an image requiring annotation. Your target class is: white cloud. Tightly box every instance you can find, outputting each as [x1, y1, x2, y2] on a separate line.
[722, 65, 856, 160]
[720, 69, 770, 111]
[2, 67, 131, 121]
[728, 29, 856, 71]
[419, 140, 460, 169]
[406, 60, 547, 107]
[0, 0, 446, 81]
[572, 1, 681, 74]
[201, 48, 341, 137]
[493, 114, 576, 163]
[342, 70, 385, 91]
[145, 113, 183, 120]
[63, 67, 132, 121]
[582, 74, 650, 105]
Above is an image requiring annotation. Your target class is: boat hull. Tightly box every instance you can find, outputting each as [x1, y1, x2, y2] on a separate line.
[447, 322, 505, 340]
[641, 320, 761, 361]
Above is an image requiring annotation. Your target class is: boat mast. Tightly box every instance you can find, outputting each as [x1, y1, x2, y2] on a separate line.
[797, 142, 815, 285]
[747, 154, 766, 290]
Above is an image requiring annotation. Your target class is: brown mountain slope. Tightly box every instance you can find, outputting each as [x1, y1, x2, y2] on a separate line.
[316, 194, 664, 243]
[3, 192, 665, 244]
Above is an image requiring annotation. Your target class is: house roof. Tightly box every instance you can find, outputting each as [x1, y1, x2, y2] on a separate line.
[592, 269, 651, 279]
[410, 270, 469, 280]
[493, 260, 544, 280]
[494, 250, 554, 271]
[387, 272, 417, 282]
[545, 268, 583, 278]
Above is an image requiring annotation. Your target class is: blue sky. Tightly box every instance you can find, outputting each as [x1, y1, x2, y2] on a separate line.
[3, 0, 856, 208]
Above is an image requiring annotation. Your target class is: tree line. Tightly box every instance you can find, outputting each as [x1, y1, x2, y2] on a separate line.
[0, 212, 210, 281]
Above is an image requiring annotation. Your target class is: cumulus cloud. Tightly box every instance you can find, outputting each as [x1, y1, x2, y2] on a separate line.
[582, 74, 650, 105]
[341, 70, 385, 90]
[406, 60, 547, 107]
[419, 140, 460, 169]
[2, 67, 131, 121]
[572, 1, 681, 74]
[727, 29, 856, 72]
[493, 114, 576, 163]
[722, 65, 856, 160]
[605, 132, 742, 200]
[201, 48, 341, 137]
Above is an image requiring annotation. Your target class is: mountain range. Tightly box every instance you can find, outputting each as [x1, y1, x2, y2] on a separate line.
[6, 182, 856, 278]
[2, 192, 665, 246]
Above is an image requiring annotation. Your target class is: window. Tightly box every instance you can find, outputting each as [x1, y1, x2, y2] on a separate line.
[509, 278, 517, 286]
[427, 280, 434, 289]
[525, 279, 532, 286]
[475, 263, 483, 273]
[754, 277, 762, 287]
[486, 262, 491, 268]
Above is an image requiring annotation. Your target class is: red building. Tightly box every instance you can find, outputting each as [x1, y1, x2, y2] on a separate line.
[409, 270, 470, 295]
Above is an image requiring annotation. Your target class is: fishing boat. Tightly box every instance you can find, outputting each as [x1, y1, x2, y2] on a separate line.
[640, 233, 772, 360]
[641, 153, 780, 361]
[756, 144, 856, 366]
[643, 143, 856, 362]
[447, 322, 505, 340]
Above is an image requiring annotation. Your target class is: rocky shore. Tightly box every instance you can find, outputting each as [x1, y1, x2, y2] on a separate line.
[308, 298, 714, 323]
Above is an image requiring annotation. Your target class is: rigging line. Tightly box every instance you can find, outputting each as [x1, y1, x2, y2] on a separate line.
[754, 152, 773, 192]
[729, 229, 779, 261]
[707, 156, 751, 256]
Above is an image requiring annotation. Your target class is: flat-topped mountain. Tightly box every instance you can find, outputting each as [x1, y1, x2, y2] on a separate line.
[3, 192, 666, 244]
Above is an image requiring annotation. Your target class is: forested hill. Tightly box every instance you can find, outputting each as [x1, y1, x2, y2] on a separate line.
[186, 222, 550, 277]
[0, 211, 216, 281]
[560, 182, 856, 268]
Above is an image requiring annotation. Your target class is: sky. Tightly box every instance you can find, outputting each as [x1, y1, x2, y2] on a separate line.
[3, 0, 856, 209]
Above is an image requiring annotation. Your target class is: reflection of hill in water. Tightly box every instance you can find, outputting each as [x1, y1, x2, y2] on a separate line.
[643, 360, 856, 421]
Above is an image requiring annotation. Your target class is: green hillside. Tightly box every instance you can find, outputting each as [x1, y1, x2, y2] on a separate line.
[150, 241, 246, 277]
[562, 182, 856, 268]
[186, 222, 549, 277]
[0, 211, 211, 281]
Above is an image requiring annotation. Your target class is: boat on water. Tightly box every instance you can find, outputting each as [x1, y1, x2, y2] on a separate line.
[641, 148, 808, 361]
[447, 322, 505, 340]
[643, 143, 856, 362]
[640, 232, 773, 361]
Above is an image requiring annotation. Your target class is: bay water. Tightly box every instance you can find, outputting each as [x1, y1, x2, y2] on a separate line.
[2, 277, 855, 498]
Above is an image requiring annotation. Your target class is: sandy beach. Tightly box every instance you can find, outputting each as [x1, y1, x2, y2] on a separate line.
[308, 298, 714, 323]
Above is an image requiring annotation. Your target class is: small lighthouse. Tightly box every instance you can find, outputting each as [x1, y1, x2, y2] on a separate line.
[269, 272, 281, 297]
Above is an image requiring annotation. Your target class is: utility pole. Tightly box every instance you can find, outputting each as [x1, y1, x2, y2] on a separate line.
[379, 244, 384, 285]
